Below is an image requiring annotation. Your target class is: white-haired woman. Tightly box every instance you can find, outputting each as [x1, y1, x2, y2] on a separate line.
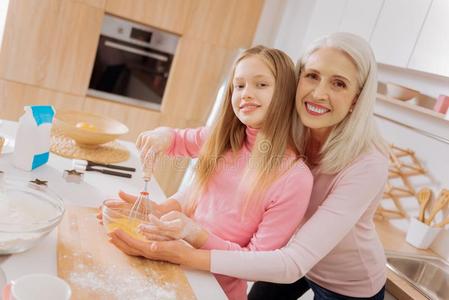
[109, 32, 389, 300]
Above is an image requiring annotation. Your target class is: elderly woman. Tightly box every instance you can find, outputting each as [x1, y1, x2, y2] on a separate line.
[108, 32, 388, 300]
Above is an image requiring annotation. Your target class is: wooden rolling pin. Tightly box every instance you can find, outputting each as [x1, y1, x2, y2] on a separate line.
[426, 189, 449, 225]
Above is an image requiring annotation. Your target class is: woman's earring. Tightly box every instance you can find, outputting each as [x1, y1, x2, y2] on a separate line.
[349, 107, 354, 113]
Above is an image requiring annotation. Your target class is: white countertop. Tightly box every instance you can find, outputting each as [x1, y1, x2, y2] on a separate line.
[0, 119, 226, 300]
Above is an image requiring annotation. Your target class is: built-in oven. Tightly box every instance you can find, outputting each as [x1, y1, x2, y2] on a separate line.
[88, 15, 179, 110]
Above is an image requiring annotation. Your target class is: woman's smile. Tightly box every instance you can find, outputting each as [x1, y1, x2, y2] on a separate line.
[304, 101, 331, 116]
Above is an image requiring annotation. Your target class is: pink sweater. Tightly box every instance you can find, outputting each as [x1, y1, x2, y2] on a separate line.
[166, 127, 313, 300]
[211, 150, 389, 297]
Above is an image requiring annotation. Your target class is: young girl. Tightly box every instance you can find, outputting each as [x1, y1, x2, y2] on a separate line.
[109, 46, 313, 300]
[109, 33, 389, 300]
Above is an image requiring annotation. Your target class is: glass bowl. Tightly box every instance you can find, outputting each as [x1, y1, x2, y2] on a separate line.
[102, 199, 150, 241]
[0, 178, 64, 254]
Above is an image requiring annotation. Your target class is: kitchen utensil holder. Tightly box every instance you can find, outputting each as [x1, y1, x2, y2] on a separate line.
[406, 217, 442, 249]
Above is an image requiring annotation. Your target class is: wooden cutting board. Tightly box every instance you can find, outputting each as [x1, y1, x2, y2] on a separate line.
[57, 206, 196, 300]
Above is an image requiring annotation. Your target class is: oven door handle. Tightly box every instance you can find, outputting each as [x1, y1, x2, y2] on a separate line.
[104, 40, 168, 62]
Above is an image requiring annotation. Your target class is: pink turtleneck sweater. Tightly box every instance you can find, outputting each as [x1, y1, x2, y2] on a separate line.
[166, 127, 313, 300]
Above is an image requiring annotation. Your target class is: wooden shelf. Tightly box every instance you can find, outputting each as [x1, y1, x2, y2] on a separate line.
[376, 93, 447, 121]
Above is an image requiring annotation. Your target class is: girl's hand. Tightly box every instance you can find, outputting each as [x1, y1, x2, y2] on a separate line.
[136, 127, 174, 177]
[108, 228, 191, 264]
[139, 211, 209, 248]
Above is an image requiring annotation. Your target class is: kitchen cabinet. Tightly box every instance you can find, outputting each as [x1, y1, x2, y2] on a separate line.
[408, 0, 449, 77]
[159, 39, 238, 127]
[183, 0, 264, 49]
[0, 0, 103, 96]
[0, 79, 85, 121]
[338, 0, 383, 41]
[73, 0, 106, 9]
[370, 0, 431, 67]
[106, 0, 263, 49]
[302, 0, 347, 47]
[105, 0, 193, 35]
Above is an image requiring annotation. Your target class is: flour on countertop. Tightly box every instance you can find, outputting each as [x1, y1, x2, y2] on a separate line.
[69, 263, 178, 300]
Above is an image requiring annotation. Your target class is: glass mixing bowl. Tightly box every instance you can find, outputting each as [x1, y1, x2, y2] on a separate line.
[0, 177, 65, 254]
[102, 199, 150, 241]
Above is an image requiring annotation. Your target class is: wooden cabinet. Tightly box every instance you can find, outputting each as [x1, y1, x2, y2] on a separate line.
[0, 0, 103, 96]
[0, 79, 85, 121]
[408, 0, 449, 77]
[160, 39, 238, 127]
[302, 0, 347, 47]
[370, 0, 431, 67]
[105, 0, 193, 34]
[73, 0, 106, 9]
[183, 0, 264, 49]
[338, 0, 383, 41]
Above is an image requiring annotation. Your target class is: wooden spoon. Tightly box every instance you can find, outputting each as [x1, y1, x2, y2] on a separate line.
[426, 189, 449, 225]
[416, 187, 432, 223]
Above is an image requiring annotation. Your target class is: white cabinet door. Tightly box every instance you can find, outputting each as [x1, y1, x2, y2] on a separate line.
[302, 0, 347, 47]
[370, 0, 431, 67]
[408, 0, 449, 77]
[338, 0, 384, 41]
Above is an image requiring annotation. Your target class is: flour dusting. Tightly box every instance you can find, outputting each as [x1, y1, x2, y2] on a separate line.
[69, 263, 177, 300]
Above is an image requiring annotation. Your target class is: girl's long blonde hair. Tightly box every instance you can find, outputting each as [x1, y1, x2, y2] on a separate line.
[184, 46, 300, 216]
[296, 32, 388, 174]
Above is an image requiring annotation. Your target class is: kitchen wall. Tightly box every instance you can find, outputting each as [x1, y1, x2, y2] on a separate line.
[254, 0, 449, 259]
[0, 0, 264, 195]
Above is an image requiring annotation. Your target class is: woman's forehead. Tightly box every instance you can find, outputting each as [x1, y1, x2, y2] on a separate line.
[304, 48, 358, 80]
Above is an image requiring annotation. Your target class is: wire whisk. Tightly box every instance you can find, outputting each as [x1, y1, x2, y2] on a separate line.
[128, 147, 155, 221]
[128, 191, 151, 221]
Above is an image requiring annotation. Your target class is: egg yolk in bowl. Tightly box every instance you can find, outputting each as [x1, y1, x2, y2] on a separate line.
[75, 122, 98, 132]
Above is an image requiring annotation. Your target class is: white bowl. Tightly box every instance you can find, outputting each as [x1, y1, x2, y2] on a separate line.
[0, 177, 64, 254]
[386, 82, 420, 101]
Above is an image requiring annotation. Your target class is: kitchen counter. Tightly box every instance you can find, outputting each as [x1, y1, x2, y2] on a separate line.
[375, 219, 437, 300]
[0, 120, 226, 299]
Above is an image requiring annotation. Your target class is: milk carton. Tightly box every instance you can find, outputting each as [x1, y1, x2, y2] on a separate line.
[13, 106, 55, 171]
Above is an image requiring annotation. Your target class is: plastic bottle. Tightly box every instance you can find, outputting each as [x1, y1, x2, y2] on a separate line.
[13, 106, 55, 171]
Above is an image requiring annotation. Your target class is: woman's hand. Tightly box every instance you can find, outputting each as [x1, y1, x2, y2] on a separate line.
[136, 127, 174, 178]
[108, 228, 191, 264]
[139, 211, 209, 248]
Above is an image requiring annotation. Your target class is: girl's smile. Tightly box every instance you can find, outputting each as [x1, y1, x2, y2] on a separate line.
[239, 101, 262, 113]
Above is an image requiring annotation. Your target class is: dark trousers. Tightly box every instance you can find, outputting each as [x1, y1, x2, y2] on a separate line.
[248, 277, 385, 300]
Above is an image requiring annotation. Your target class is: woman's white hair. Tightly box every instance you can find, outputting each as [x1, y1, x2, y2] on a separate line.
[297, 32, 388, 173]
